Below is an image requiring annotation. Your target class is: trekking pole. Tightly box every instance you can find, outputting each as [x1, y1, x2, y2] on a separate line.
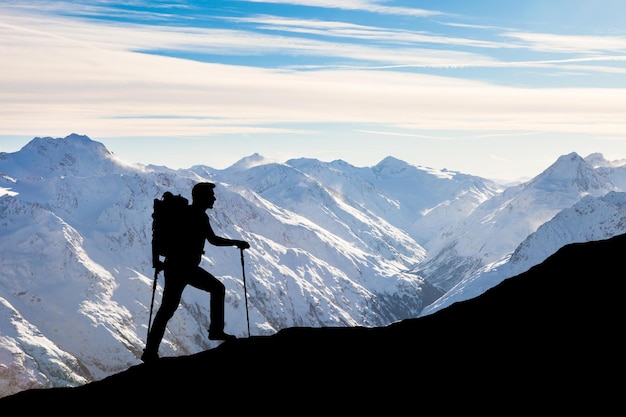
[146, 269, 159, 343]
[240, 248, 251, 337]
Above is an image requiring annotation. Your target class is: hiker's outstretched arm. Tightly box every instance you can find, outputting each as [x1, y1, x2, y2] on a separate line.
[206, 224, 250, 249]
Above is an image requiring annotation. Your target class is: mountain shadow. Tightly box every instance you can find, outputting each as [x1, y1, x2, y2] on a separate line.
[1, 233, 624, 412]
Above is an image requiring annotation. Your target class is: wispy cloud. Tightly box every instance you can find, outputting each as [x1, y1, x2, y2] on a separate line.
[5, 2, 626, 72]
[0, 11, 498, 69]
[504, 31, 626, 54]
[229, 15, 512, 50]
[2, 0, 191, 20]
[241, 0, 444, 17]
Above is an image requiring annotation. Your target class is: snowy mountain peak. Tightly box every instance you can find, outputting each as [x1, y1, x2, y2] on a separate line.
[542, 152, 587, 178]
[24, 133, 109, 158]
[226, 153, 278, 171]
[584, 152, 626, 169]
[373, 155, 455, 180]
[2, 134, 130, 178]
[530, 152, 612, 193]
[372, 155, 414, 174]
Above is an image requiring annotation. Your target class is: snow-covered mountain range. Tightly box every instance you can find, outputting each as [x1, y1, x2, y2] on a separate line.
[416, 152, 625, 294]
[2, 134, 626, 397]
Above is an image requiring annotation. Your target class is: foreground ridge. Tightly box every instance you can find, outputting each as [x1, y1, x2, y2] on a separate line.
[2, 234, 624, 411]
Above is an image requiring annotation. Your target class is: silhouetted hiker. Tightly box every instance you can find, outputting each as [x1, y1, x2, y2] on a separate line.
[142, 182, 250, 363]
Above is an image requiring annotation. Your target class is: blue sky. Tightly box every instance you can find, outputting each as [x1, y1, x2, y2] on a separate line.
[2, 0, 626, 180]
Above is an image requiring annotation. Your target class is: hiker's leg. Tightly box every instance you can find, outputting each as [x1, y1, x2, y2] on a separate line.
[145, 270, 186, 354]
[188, 267, 226, 333]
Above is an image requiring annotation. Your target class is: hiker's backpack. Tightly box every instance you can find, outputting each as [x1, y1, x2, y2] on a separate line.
[151, 191, 189, 270]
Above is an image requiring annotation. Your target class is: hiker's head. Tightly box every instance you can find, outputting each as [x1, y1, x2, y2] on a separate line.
[192, 182, 216, 208]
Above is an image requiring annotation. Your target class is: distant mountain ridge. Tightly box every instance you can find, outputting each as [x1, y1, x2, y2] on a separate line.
[2, 134, 626, 397]
[421, 190, 626, 315]
[416, 152, 624, 291]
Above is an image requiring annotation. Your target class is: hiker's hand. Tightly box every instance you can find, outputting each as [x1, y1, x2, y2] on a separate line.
[236, 240, 250, 250]
[153, 260, 165, 271]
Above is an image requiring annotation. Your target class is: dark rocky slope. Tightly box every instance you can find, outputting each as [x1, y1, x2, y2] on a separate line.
[2, 234, 624, 412]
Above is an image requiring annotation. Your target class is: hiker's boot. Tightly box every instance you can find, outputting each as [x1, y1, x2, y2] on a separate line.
[208, 330, 237, 341]
[141, 349, 159, 363]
